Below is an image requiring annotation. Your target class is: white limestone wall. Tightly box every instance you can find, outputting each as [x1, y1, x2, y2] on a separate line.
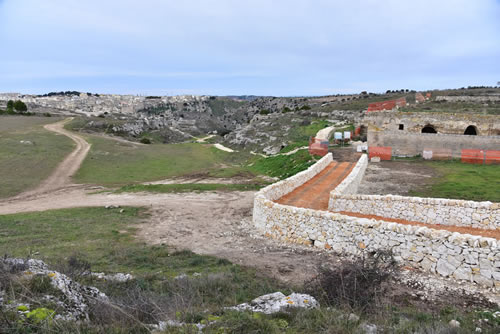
[258, 204, 500, 288]
[253, 154, 500, 287]
[329, 195, 500, 230]
[329, 154, 368, 196]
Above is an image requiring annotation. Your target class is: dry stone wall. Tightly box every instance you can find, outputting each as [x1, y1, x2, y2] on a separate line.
[329, 194, 500, 230]
[253, 154, 500, 288]
[329, 154, 368, 196]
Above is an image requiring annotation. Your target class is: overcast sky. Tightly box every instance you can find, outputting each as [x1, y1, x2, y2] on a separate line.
[1, 0, 499, 96]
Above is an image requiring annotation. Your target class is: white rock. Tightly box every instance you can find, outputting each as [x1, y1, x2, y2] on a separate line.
[348, 313, 360, 322]
[359, 322, 377, 334]
[229, 292, 319, 314]
[436, 258, 457, 277]
[448, 319, 460, 328]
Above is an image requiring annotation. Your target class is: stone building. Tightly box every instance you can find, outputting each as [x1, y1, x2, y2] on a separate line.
[364, 111, 500, 158]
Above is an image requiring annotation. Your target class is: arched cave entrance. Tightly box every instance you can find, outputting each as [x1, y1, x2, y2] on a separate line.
[421, 125, 437, 134]
[464, 125, 478, 135]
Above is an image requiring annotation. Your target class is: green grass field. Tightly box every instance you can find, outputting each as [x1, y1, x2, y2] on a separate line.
[249, 150, 319, 180]
[0, 116, 74, 198]
[74, 136, 252, 186]
[0, 207, 274, 287]
[410, 161, 500, 202]
[0, 207, 265, 278]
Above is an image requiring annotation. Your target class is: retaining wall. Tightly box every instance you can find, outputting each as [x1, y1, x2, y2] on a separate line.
[329, 194, 500, 230]
[253, 154, 500, 288]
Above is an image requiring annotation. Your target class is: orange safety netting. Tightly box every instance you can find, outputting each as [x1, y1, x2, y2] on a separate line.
[369, 146, 392, 160]
[309, 137, 329, 157]
[367, 98, 406, 112]
[461, 149, 484, 164]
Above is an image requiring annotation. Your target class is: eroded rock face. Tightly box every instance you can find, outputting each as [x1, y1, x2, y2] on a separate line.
[229, 292, 319, 314]
[2, 258, 108, 321]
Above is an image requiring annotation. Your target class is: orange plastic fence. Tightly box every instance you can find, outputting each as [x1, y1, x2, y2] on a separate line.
[461, 149, 484, 164]
[354, 127, 361, 136]
[367, 98, 406, 112]
[309, 137, 329, 157]
[485, 150, 500, 165]
[369, 146, 392, 160]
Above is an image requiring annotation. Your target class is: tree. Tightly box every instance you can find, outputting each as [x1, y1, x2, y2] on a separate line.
[6, 100, 14, 110]
[13, 100, 27, 112]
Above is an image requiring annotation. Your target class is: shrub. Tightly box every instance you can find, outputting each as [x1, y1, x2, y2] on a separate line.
[282, 107, 293, 113]
[13, 100, 28, 112]
[259, 109, 270, 115]
[140, 137, 152, 144]
[53, 255, 91, 280]
[306, 251, 398, 311]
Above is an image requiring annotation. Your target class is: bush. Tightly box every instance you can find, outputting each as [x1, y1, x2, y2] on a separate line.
[306, 251, 398, 311]
[13, 100, 27, 112]
[259, 109, 270, 115]
[140, 138, 152, 144]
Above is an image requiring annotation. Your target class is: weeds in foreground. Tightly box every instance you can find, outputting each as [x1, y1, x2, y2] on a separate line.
[305, 251, 398, 311]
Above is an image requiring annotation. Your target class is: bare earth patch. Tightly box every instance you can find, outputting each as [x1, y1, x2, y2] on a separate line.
[358, 161, 438, 196]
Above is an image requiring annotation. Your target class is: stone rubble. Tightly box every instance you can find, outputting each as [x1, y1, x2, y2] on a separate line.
[229, 292, 319, 314]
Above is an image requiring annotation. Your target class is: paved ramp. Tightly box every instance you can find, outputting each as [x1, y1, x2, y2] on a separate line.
[276, 162, 355, 210]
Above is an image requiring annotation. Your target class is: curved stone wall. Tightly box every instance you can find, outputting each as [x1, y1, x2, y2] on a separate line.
[253, 154, 500, 288]
[253, 153, 333, 231]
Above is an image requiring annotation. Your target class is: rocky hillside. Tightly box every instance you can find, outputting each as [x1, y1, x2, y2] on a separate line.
[5, 87, 499, 153]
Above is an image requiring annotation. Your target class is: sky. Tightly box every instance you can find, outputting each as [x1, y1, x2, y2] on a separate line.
[0, 0, 499, 96]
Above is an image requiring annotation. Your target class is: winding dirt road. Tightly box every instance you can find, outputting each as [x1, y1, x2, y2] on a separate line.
[0, 119, 327, 283]
[9, 118, 91, 200]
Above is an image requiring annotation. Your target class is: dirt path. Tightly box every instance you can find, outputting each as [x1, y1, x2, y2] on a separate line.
[0, 119, 328, 283]
[9, 118, 91, 200]
[0, 188, 327, 283]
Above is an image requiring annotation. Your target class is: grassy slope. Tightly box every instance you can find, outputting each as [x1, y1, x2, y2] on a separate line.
[0, 207, 284, 320]
[401, 100, 500, 115]
[74, 136, 251, 186]
[0, 116, 74, 198]
[0, 207, 264, 279]
[1, 207, 498, 333]
[249, 150, 319, 180]
[410, 161, 500, 202]
[74, 132, 320, 187]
